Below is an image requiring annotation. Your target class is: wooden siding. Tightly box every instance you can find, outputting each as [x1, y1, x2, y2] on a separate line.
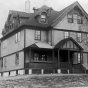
[1, 51, 24, 72]
[1, 30, 24, 57]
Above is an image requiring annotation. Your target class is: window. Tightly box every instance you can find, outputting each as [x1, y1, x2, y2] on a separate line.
[34, 53, 39, 61]
[4, 57, 7, 67]
[67, 14, 73, 23]
[77, 15, 83, 24]
[33, 52, 47, 61]
[73, 14, 77, 19]
[86, 34, 88, 44]
[77, 33, 82, 42]
[78, 53, 80, 63]
[3, 40, 7, 48]
[1, 58, 3, 68]
[64, 32, 69, 38]
[15, 53, 19, 65]
[15, 32, 21, 43]
[35, 30, 41, 40]
[40, 14, 46, 22]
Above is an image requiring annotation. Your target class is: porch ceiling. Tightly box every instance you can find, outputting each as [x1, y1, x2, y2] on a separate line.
[54, 37, 83, 50]
[25, 42, 54, 49]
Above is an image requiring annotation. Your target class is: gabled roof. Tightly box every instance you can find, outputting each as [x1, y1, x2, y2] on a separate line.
[24, 42, 53, 49]
[52, 1, 88, 27]
[22, 1, 88, 28]
[54, 37, 83, 50]
[2, 1, 88, 38]
[9, 10, 33, 18]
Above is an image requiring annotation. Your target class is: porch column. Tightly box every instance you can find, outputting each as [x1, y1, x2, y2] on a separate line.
[52, 50, 55, 73]
[29, 49, 31, 63]
[57, 49, 61, 74]
[58, 49, 60, 68]
[29, 49, 32, 74]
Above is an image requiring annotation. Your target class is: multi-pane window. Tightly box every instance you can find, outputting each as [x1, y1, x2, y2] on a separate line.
[77, 15, 83, 24]
[64, 32, 69, 38]
[40, 15, 46, 22]
[33, 52, 47, 61]
[86, 34, 88, 44]
[35, 30, 41, 40]
[78, 53, 80, 63]
[67, 14, 73, 23]
[77, 33, 82, 42]
[3, 40, 7, 48]
[4, 57, 7, 67]
[15, 32, 21, 43]
[15, 53, 19, 65]
[1, 58, 3, 68]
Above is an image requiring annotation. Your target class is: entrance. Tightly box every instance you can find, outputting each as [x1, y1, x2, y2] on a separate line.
[59, 50, 74, 64]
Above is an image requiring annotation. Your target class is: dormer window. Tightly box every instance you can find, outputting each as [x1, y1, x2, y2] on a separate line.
[40, 14, 46, 22]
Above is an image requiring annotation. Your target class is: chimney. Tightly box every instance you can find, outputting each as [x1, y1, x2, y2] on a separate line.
[33, 7, 38, 13]
[25, 0, 30, 13]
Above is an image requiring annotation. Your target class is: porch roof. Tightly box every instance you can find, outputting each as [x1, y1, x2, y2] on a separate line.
[25, 42, 54, 49]
[54, 37, 83, 50]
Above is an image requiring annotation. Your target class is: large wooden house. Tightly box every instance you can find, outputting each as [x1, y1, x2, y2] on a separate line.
[0, 1, 88, 76]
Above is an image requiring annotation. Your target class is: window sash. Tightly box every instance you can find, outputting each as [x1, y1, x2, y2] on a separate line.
[15, 32, 21, 43]
[64, 32, 69, 38]
[35, 30, 41, 40]
[77, 16, 82, 24]
[78, 53, 80, 63]
[67, 14, 73, 23]
[15, 53, 19, 65]
[33, 52, 47, 61]
[4, 57, 7, 67]
[18, 32, 21, 42]
[77, 33, 82, 42]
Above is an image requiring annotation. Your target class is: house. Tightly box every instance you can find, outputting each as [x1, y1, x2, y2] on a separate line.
[0, 1, 88, 76]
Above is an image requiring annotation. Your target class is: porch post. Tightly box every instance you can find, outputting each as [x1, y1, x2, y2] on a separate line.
[29, 48, 32, 74]
[58, 49, 60, 68]
[57, 49, 61, 74]
[52, 50, 55, 73]
[68, 50, 70, 74]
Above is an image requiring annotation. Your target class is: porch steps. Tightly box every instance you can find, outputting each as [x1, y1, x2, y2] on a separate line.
[73, 68, 83, 74]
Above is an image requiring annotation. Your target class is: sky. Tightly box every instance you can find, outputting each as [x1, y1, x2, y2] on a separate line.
[0, 0, 88, 38]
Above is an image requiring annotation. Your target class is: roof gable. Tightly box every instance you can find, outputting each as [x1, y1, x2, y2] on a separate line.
[52, 1, 88, 27]
[54, 37, 83, 50]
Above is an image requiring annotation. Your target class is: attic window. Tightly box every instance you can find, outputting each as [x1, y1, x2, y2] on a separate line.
[40, 14, 46, 23]
[67, 14, 73, 23]
[77, 15, 83, 24]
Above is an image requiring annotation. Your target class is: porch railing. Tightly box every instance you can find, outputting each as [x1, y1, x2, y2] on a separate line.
[80, 64, 86, 74]
[59, 62, 68, 69]
[29, 60, 57, 69]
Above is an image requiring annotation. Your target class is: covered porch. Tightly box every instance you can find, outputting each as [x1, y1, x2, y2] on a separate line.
[24, 42, 58, 74]
[24, 37, 86, 74]
[54, 37, 85, 74]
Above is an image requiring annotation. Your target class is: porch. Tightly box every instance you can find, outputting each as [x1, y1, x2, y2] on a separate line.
[24, 38, 86, 74]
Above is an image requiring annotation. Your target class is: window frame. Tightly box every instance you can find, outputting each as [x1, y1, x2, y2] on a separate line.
[15, 32, 21, 43]
[77, 15, 83, 24]
[76, 33, 82, 42]
[67, 14, 73, 23]
[35, 30, 41, 40]
[4, 57, 7, 67]
[15, 52, 19, 65]
[1, 58, 3, 68]
[64, 32, 69, 39]
[33, 52, 47, 61]
[78, 53, 81, 63]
